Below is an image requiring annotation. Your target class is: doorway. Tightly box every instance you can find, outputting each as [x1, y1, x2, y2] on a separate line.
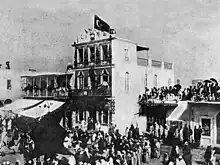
[216, 112, 220, 144]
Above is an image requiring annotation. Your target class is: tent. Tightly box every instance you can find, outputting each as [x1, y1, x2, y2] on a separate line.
[1, 98, 71, 157]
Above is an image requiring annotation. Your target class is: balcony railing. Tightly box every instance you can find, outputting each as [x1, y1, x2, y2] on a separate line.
[69, 86, 112, 97]
[22, 86, 112, 98]
[74, 58, 113, 68]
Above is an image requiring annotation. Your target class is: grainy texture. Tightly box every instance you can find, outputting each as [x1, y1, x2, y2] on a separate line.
[0, 0, 220, 86]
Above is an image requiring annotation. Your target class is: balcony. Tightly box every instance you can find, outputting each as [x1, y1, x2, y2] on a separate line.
[69, 86, 112, 97]
[22, 85, 112, 100]
[22, 88, 69, 100]
[74, 58, 113, 69]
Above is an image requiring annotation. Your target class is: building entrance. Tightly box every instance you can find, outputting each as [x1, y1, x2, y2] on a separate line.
[216, 112, 220, 144]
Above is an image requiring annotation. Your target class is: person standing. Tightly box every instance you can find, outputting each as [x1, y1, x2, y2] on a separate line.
[194, 126, 197, 144]
[204, 145, 213, 165]
[183, 124, 189, 143]
[182, 142, 192, 165]
[197, 126, 203, 146]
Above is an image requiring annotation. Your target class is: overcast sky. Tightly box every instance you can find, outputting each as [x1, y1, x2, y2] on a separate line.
[0, 0, 220, 85]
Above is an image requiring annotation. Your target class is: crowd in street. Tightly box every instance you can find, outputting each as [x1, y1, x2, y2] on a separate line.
[0, 115, 219, 165]
[138, 78, 220, 104]
[14, 121, 162, 165]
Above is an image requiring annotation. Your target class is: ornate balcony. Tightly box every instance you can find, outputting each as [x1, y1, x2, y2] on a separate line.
[74, 58, 113, 69]
[69, 86, 112, 97]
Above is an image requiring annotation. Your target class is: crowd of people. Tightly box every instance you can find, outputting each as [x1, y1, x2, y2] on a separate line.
[0, 115, 219, 165]
[138, 78, 220, 104]
[6, 122, 162, 165]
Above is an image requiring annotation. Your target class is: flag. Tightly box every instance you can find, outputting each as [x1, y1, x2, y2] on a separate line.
[94, 15, 110, 33]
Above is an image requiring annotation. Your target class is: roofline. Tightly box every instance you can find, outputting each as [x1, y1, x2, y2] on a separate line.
[21, 72, 72, 78]
[188, 101, 220, 105]
[72, 36, 149, 50]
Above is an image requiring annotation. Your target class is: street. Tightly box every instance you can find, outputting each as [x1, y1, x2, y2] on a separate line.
[0, 147, 207, 165]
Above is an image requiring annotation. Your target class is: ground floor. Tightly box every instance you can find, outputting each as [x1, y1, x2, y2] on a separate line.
[139, 103, 177, 131]
[60, 96, 115, 132]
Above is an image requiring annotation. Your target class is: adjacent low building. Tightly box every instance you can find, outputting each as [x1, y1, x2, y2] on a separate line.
[167, 101, 220, 147]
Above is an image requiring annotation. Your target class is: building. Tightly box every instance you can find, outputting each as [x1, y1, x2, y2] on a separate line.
[167, 101, 220, 147]
[70, 28, 175, 132]
[17, 28, 175, 133]
[0, 62, 22, 107]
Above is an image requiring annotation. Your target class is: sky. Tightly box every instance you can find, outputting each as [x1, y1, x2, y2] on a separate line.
[0, 0, 220, 86]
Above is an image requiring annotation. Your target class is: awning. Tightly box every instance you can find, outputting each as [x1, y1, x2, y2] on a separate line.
[0, 99, 43, 113]
[166, 101, 189, 121]
[18, 100, 65, 118]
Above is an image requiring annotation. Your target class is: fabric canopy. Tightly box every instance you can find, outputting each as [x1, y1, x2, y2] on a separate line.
[0, 99, 43, 112]
[18, 100, 65, 118]
[166, 101, 189, 121]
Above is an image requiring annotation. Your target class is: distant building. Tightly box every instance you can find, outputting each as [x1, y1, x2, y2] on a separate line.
[0, 64, 22, 107]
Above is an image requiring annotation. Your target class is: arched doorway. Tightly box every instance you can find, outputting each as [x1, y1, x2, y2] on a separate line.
[216, 112, 220, 144]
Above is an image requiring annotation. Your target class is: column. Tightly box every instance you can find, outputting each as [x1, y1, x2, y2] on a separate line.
[77, 48, 79, 64]
[94, 46, 97, 63]
[100, 45, 103, 63]
[88, 47, 91, 63]
[46, 77, 49, 96]
[72, 111, 76, 128]
[83, 47, 84, 65]
[63, 111, 66, 129]
[96, 111, 99, 123]
[39, 76, 41, 96]
[32, 78, 35, 96]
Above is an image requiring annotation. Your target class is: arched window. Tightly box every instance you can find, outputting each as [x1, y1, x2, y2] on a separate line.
[77, 72, 84, 89]
[125, 72, 129, 92]
[154, 74, 158, 87]
[101, 69, 109, 84]
[168, 78, 171, 87]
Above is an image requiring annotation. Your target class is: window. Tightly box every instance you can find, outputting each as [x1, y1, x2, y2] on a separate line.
[77, 72, 84, 89]
[125, 48, 129, 61]
[125, 72, 129, 92]
[90, 47, 95, 63]
[168, 78, 171, 86]
[102, 69, 109, 83]
[102, 45, 108, 61]
[78, 48, 83, 64]
[154, 74, 158, 87]
[84, 47, 88, 65]
[96, 46, 101, 64]
[76, 110, 84, 123]
[7, 80, 12, 90]
[201, 118, 211, 136]
[103, 110, 108, 125]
